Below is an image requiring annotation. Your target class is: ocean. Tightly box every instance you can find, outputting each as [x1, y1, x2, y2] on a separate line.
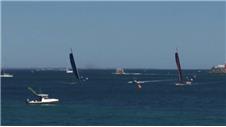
[1, 69, 226, 125]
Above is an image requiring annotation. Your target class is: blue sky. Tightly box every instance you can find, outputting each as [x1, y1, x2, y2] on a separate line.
[2, 1, 226, 69]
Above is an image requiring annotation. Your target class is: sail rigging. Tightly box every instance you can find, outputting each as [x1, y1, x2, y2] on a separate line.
[175, 50, 183, 82]
[28, 87, 38, 96]
[69, 49, 81, 82]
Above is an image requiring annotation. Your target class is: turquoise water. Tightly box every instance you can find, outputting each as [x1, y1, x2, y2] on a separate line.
[1, 69, 226, 125]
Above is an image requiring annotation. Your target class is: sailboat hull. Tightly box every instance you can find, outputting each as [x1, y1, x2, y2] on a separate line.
[0, 73, 13, 78]
[176, 81, 192, 86]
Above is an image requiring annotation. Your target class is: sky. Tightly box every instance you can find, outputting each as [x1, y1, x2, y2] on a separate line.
[1, 1, 226, 69]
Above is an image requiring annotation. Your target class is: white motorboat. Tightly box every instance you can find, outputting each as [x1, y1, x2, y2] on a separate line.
[0, 73, 13, 78]
[176, 81, 192, 86]
[27, 87, 59, 104]
[27, 94, 59, 104]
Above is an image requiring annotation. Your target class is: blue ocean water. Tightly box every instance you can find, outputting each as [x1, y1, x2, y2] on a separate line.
[1, 69, 226, 125]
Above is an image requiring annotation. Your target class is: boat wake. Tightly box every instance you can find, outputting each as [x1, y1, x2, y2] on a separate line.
[112, 73, 142, 75]
[194, 81, 223, 86]
[142, 73, 177, 76]
[80, 76, 89, 81]
[124, 73, 142, 75]
[128, 79, 174, 84]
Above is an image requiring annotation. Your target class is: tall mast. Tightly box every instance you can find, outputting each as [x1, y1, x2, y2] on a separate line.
[175, 49, 183, 82]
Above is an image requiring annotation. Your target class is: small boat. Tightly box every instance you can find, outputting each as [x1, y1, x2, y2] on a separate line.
[113, 68, 141, 75]
[137, 84, 142, 89]
[0, 73, 13, 78]
[26, 87, 59, 104]
[135, 81, 142, 89]
[133, 80, 144, 84]
[66, 68, 73, 73]
[114, 68, 126, 75]
[128, 80, 143, 89]
[175, 49, 192, 86]
[175, 81, 192, 86]
[27, 94, 59, 104]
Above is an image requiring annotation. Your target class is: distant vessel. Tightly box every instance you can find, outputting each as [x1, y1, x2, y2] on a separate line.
[133, 80, 142, 89]
[1, 69, 13, 78]
[26, 87, 59, 104]
[113, 68, 141, 75]
[27, 94, 59, 104]
[66, 68, 73, 73]
[114, 68, 126, 75]
[69, 49, 81, 84]
[209, 64, 226, 74]
[128, 80, 143, 89]
[0, 73, 13, 78]
[175, 50, 192, 86]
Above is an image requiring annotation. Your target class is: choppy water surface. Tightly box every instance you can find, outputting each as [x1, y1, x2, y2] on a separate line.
[1, 69, 226, 125]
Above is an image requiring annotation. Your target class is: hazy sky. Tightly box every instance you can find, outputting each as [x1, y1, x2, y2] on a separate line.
[2, 1, 226, 69]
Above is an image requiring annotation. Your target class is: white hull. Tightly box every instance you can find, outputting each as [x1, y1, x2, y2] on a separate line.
[27, 98, 59, 104]
[0, 74, 13, 78]
[66, 68, 73, 73]
[176, 81, 192, 86]
[66, 70, 73, 73]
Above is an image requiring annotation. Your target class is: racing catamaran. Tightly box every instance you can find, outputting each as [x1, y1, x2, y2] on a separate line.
[69, 49, 81, 84]
[175, 49, 192, 86]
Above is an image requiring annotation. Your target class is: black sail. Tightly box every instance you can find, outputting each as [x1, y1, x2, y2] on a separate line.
[69, 50, 80, 82]
[175, 51, 183, 82]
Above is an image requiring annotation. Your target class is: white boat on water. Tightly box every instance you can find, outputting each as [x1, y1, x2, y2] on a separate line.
[113, 68, 141, 75]
[0, 73, 13, 78]
[115, 68, 126, 75]
[176, 81, 192, 86]
[27, 87, 59, 104]
[66, 68, 73, 73]
[27, 94, 59, 104]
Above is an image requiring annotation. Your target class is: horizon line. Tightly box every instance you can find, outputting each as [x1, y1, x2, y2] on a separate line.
[1, 67, 210, 70]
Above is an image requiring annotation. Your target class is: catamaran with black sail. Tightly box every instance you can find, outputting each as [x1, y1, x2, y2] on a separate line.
[175, 49, 192, 86]
[69, 49, 82, 84]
